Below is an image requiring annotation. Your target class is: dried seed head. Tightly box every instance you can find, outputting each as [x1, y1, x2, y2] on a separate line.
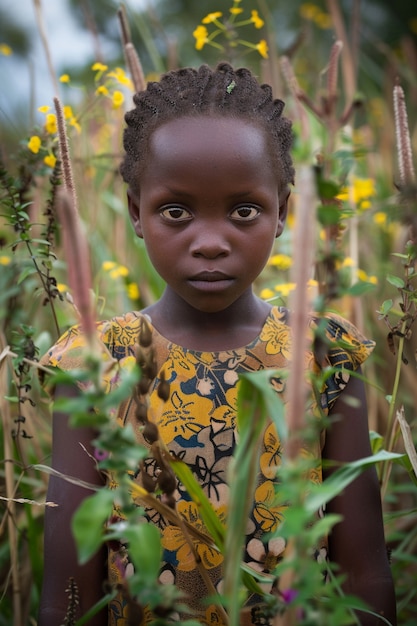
[142, 421, 159, 445]
[157, 468, 177, 495]
[161, 493, 176, 510]
[139, 317, 153, 347]
[157, 370, 170, 402]
[141, 470, 157, 493]
[138, 375, 152, 396]
[135, 403, 148, 423]
[393, 83, 416, 188]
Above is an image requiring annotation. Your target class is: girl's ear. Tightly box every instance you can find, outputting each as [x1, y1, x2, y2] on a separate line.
[127, 189, 143, 238]
[276, 187, 291, 237]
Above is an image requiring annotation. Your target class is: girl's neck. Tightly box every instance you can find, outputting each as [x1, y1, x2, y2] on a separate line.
[143, 287, 272, 351]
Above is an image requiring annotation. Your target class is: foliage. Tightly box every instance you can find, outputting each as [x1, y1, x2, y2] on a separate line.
[1, 1, 417, 624]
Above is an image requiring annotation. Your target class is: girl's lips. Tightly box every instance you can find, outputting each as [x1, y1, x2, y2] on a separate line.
[188, 272, 234, 292]
[189, 271, 232, 282]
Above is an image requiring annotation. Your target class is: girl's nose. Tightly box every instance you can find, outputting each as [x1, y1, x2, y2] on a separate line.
[189, 229, 231, 259]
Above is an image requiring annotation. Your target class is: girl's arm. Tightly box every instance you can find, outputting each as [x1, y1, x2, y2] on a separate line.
[323, 371, 397, 626]
[38, 383, 108, 626]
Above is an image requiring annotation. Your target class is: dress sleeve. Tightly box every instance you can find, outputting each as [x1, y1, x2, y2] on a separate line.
[313, 312, 375, 413]
[38, 313, 143, 395]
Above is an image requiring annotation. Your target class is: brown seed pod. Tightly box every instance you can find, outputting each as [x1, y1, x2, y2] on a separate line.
[141, 470, 157, 493]
[135, 403, 148, 423]
[157, 468, 177, 495]
[139, 317, 153, 347]
[161, 493, 176, 510]
[142, 421, 159, 444]
[157, 371, 170, 402]
[138, 375, 152, 395]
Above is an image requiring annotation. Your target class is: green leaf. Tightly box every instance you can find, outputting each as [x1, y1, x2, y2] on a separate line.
[380, 299, 394, 315]
[72, 489, 115, 564]
[17, 266, 36, 284]
[306, 450, 405, 512]
[317, 203, 341, 226]
[386, 274, 405, 288]
[170, 458, 225, 550]
[115, 523, 162, 583]
[75, 592, 117, 625]
[346, 281, 377, 296]
[369, 430, 384, 454]
[316, 178, 341, 199]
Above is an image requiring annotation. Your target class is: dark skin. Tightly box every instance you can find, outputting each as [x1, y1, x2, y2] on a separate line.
[39, 384, 107, 625]
[39, 116, 396, 625]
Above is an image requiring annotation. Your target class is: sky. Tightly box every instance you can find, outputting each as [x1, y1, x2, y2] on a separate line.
[0, 0, 147, 126]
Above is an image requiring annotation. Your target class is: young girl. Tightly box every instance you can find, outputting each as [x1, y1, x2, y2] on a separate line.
[38, 63, 396, 626]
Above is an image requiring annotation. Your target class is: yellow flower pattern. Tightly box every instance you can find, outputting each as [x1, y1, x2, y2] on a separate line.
[41, 307, 374, 624]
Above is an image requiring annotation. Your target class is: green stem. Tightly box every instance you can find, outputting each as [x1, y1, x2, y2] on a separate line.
[380, 319, 406, 498]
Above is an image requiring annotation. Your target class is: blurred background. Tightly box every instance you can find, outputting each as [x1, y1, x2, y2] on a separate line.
[1, 0, 416, 145]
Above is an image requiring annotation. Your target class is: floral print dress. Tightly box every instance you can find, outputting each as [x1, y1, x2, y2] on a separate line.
[41, 307, 374, 625]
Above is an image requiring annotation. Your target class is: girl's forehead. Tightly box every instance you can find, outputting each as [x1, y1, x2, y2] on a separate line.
[148, 115, 270, 162]
[141, 115, 279, 191]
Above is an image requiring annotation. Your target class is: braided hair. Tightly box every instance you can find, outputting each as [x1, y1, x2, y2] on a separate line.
[120, 62, 295, 196]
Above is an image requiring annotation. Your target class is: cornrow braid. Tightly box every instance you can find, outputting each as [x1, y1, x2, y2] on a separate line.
[120, 62, 295, 196]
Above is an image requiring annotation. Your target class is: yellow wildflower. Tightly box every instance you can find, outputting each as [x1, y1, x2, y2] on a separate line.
[112, 90, 124, 109]
[63, 105, 73, 119]
[107, 67, 134, 90]
[59, 73, 70, 83]
[373, 212, 387, 226]
[109, 264, 129, 279]
[0, 256, 11, 265]
[275, 283, 296, 297]
[357, 271, 366, 282]
[341, 257, 355, 268]
[69, 117, 81, 133]
[38, 105, 50, 113]
[193, 25, 209, 50]
[230, 7, 243, 15]
[250, 10, 264, 29]
[300, 3, 320, 20]
[268, 254, 293, 270]
[0, 43, 12, 56]
[260, 287, 275, 300]
[314, 12, 332, 29]
[337, 177, 375, 206]
[45, 113, 57, 134]
[92, 62, 108, 72]
[102, 261, 117, 272]
[28, 135, 41, 154]
[357, 268, 377, 283]
[127, 282, 140, 301]
[117, 265, 129, 277]
[286, 213, 295, 229]
[202, 12, 222, 24]
[96, 85, 109, 96]
[44, 154, 57, 168]
[256, 39, 269, 59]
[57, 283, 69, 293]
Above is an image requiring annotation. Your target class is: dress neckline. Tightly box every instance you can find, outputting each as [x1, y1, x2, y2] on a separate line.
[139, 306, 287, 357]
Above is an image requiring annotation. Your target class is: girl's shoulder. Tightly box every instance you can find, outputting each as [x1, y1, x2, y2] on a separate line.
[310, 310, 375, 371]
[269, 305, 375, 369]
[39, 311, 151, 371]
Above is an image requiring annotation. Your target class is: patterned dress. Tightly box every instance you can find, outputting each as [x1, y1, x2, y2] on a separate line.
[41, 307, 374, 625]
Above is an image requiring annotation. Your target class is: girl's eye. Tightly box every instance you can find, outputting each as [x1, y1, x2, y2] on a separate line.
[160, 206, 191, 221]
[230, 206, 260, 221]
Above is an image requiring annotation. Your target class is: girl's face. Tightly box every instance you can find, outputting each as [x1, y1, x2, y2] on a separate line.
[128, 116, 289, 314]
